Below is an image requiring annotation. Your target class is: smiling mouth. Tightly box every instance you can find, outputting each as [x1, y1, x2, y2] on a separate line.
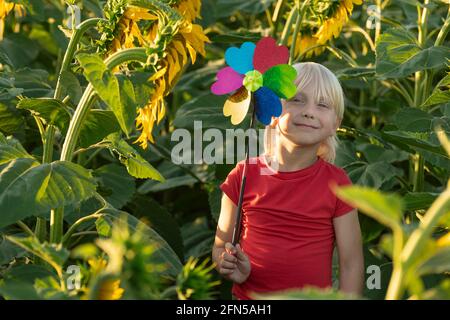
[294, 123, 319, 129]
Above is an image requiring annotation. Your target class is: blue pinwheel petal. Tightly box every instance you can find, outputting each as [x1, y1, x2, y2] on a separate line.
[254, 86, 282, 125]
[225, 42, 256, 75]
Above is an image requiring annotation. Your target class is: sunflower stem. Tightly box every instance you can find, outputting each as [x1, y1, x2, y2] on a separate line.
[17, 221, 35, 238]
[280, 4, 298, 46]
[60, 48, 148, 162]
[62, 212, 103, 246]
[51, 48, 149, 244]
[44, 18, 104, 165]
[435, 4, 450, 46]
[44, 18, 104, 244]
[410, 0, 429, 199]
[289, 0, 310, 64]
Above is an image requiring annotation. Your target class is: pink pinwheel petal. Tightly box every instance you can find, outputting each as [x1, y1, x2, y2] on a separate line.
[253, 37, 289, 74]
[211, 67, 244, 95]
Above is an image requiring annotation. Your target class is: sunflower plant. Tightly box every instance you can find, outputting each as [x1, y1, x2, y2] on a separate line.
[0, 0, 215, 300]
[276, 0, 363, 61]
[2, 0, 209, 243]
[0, 0, 26, 39]
[331, 124, 450, 300]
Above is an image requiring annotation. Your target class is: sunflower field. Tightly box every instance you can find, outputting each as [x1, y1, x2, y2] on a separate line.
[0, 0, 449, 301]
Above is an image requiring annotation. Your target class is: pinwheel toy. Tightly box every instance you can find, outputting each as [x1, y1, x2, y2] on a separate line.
[210, 36, 298, 245]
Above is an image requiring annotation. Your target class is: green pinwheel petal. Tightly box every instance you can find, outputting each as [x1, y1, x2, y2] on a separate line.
[262, 64, 297, 99]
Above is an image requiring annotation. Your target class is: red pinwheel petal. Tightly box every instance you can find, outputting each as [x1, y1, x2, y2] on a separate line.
[253, 37, 289, 74]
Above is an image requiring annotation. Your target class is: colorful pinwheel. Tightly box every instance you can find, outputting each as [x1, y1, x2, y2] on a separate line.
[210, 36, 298, 125]
[211, 37, 298, 246]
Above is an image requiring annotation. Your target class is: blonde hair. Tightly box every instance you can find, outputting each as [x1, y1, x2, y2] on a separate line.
[263, 62, 345, 164]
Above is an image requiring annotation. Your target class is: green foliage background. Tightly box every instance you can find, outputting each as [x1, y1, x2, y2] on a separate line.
[0, 0, 449, 300]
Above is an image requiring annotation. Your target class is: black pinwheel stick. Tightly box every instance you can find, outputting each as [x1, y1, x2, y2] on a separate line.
[231, 93, 257, 246]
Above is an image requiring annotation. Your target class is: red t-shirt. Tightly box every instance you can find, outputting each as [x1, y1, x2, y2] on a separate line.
[219, 155, 355, 300]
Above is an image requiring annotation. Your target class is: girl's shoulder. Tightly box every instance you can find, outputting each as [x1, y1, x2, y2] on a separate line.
[230, 155, 274, 178]
[233, 155, 351, 184]
[321, 159, 347, 174]
[320, 159, 352, 185]
[233, 156, 261, 169]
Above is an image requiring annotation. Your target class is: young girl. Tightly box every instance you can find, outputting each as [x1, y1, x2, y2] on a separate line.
[212, 62, 364, 300]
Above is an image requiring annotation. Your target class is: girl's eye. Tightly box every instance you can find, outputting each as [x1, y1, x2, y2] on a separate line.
[318, 103, 329, 108]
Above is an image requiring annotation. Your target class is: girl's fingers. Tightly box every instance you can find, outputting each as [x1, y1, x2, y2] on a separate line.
[222, 252, 237, 263]
[235, 244, 248, 261]
[224, 242, 248, 262]
[219, 267, 233, 275]
[224, 242, 236, 255]
[221, 260, 236, 269]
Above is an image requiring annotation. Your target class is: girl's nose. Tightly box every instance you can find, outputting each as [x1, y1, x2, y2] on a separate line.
[301, 109, 314, 119]
[297, 103, 315, 119]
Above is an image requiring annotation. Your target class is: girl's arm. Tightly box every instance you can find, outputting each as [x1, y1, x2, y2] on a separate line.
[212, 193, 251, 284]
[213, 193, 237, 257]
[333, 209, 365, 296]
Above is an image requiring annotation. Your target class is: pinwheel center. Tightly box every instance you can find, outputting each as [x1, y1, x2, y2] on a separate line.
[243, 70, 263, 92]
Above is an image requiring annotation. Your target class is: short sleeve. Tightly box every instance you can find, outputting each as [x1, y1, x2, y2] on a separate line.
[332, 169, 356, 218]
[219, 162, 244, 206]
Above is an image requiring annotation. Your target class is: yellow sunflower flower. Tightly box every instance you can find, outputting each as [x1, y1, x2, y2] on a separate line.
[0, 0, 25, 39]
[96, 279, 124, 300]
[289, 33, 326, 59]
[314, 0, 362, 45]
[134, 2, 210, 149]
[81, 258, 124, 300]
[176, 0, 202, 22]
[81, 278, 125, 300]
[0, 0, 14, 18]
[105, 1, 210, 149]
[87, 257, 108, 278]
[109, 6, 158, 53]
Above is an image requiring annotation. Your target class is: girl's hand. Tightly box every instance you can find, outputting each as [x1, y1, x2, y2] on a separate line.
[218, 242, 251, 284]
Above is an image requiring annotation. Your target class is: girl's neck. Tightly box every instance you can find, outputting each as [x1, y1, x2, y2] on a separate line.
[275, 137, 320, 172]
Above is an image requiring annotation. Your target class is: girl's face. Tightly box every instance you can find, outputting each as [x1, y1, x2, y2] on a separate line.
[276, 81, 341, 147]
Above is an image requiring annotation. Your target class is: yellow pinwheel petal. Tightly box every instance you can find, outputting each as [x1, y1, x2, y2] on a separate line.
[223, 87, 251, 125]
